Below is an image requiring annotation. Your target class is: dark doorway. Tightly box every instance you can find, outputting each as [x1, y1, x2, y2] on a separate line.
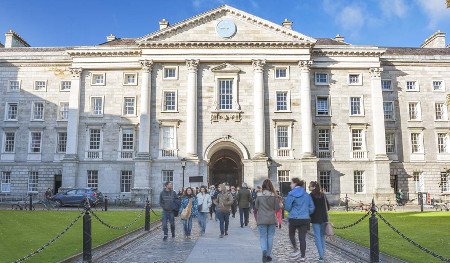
[209, 149, 243, 187]
[390, 174, 398, 193]
[54, 174, 62, 194]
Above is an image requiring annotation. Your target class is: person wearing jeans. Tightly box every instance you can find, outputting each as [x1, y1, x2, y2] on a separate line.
[214, 184, 234, 238]
[309, 181, 330, 262]
[196, 185, 212, 235]
[255, 179, 280, 262]
[159, 181, 179, 240]
[179, 187, 198, 239]
[237, 183, 252, 227]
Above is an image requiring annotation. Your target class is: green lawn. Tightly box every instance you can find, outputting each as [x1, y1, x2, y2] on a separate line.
[0, 209, 161, 263]
[330, 212, 450, 263]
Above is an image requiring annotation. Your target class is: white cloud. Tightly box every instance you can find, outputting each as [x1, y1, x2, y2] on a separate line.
[336, 5, 365, 32]
[416, 0, 450, 29]
[380, 0, 408, 18]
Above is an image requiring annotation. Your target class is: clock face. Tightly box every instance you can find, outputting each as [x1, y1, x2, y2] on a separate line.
[216, 19, 236, 38]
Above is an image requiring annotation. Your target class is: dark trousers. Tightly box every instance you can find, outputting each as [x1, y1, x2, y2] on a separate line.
[216, 211, 230, 235]
[239, 207, 250, 226]
[231, 204, 237, 217]
[162, 210, 175, 237]
[288, 219, 310, 257]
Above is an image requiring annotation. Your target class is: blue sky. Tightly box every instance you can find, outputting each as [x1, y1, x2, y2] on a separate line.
[0, 0, 449, 47]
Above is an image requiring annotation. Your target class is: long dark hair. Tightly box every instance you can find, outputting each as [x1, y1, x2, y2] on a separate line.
[183, 187, 194, 197]
[261, 179, 276, 194]
[310, 181, 323, 198]
[291, 178, 305, 188]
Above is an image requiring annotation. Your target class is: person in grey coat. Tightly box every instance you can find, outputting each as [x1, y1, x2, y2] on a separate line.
[236, 182, 252, 227]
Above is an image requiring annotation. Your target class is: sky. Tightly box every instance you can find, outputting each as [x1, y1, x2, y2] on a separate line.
[0, 0, 449, 48]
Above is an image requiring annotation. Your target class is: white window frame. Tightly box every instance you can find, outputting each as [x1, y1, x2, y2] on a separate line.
[60, 81, 71, 92]
[8, 80, 21, 92]
[162, 66, 178, 80]
[441, 171, 450, 193]
[28, 131, 42, 154]
[315, 72, 329, 86]
[432, 80, 445, 92]
[120, 170, 133, 193]
[123, 72, 138, 86]
[159, 121, 179, 158]
[56, 131, 67, 153]
[218, 78, 234, 110]
[349, 96, 364, 116]
[383, 101, 395, 121]
[381, 79, 393, 91]
[5, 102, 18, 121]
[318, 171, 331, 194]
[275, 90, 291, 112]
[123, 97, 136, 116]
[435, 102, 448, 121]
[316, 96, 330, 116]
[91, 73, 106, 86]
[316, 128, 332, 158]
[277, 170, 290, 183]
[413, 172, 424, 193]
[90, 96, 104, 116]
[31, 101, 45, 121]
[58, 102, 69, 121]
[437, 132, 449, 154]
[34, 80, 47, 91]
[162, 170, 174, 184]
[119, 127, 135, 159]
[354, 170, 365, 194]
[408, 102, 421, 121]
[2, 131, 16, 153]
[348, 73, 362, 86]
[213, 75, 240, 111]
[385, 132, 396, 154]
[87, 170, 99, 189]
[88, 128, 102, 151]
[1, 171, 11, 193]
[410, 132, 424, 154]
[28, 172, 39, 192]
[273, 120, 294, 158]
[162, 90, 178, 112]
[274, 66, 289, 80]
[406, 80, 419, 92]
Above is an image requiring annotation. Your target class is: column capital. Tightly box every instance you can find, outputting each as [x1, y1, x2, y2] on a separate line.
[252, 59, 266, 72]
[69, 67, 82, 79]
[298, 60, 313, 71]
[186, 59, 200, 72]
[140, 60, 154, 72]
[369, 67, 383, 78]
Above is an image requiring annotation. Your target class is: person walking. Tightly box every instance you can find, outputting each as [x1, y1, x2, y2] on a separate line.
[196, 185, 212, 235]
[230, 186, 238, 218]
[255, 179, 280, 262]
[237, 183, 252, 227]
[285, 178, 315, 262]
[252, 186, 262, 220]
[275, 190, 284, 229]
[309, 181, 330, 262]
[214, 183, 234, 238]
[159, 181, 180, 241]
[179, 187, 198, 239]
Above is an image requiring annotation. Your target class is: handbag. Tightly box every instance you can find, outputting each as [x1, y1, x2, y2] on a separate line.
[323, 195, 334, 236]
[181, 198, 193, 220]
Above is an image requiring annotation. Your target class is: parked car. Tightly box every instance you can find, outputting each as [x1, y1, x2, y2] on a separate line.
[52, 188, 104, 207]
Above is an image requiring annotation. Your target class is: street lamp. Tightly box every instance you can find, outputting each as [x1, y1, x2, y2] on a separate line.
[266, 157, 272, 177]
[181, 158, 187, 189]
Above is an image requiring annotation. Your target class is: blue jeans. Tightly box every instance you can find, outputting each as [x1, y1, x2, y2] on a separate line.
[197, 212, 208, 233]
[216, 211, 230, 235]
[312, 223, 326, 258]
[258, 224, 276, 257]
[183, 217, 193, 236]
[162, 210, 175, 237]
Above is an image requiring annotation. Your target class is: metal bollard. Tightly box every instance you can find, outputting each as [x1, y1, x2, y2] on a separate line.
[83, 200, 92, 263]
[345, 194, 349, 212]
[369, 198, 380, 262]
[104, 196, 108, 212]
[419, 193, 424, 212]
[29, 193, 33, 211]
[145, 198, 150, 231]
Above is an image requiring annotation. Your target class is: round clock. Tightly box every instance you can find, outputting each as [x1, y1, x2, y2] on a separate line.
[216, 19, 236, 38]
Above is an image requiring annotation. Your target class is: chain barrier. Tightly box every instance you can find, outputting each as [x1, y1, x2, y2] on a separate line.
[376, 211, 450, 263]
[90, 208, 144, 230]
[332, 210, 371, 230]
[13, 211, 84, 263]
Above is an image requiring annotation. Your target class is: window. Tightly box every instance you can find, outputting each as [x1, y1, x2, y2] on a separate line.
[316, 96, 329, 116]
[5, 103, 18, 121]
[32, 102, 44, 121]
[385, 133, 396, 153]
[59, 102, 69, 120]
[3, 132, 15, 153]
[34, 81, 46, 91]
[9, 80, 20, 92]
[437, 133, 449, 153]
[123, 97, 135, 115]
[408, 102, 421, 120]
[275, 67, 288, 79]
[317, 129, 330, 152]
[87, 170, 98, 189]
[91, 73, 105, 85]
[350, 97, 363, 116]
[123, 73, 137, 85]
[433, 81, 444, 91]
[348, 74, 361, 85]
[410, 132, 423, 153]
[57, 132, 67, 153]
[163, 67, 177, 79]
[163, 91, 177, 112]
[161, 126, 175, 150]
[1, 171, 11, 192]
[276, 91, 289, 111]
[60, 81, 71, 91]
[351, 129, 364, 151]
[435, 103, 447, 120]
[121, 128, 134, 151]
[383, 101, 394, 120]
[381, 80, 392, 91]
[162, 170, 174, 183]
[28, 172, 39, 192]
[120, 171, 133, 193]
[319, 171, 331, 193]
[29, 131, 42, 153]
[315, 73, 329, 85]
[219, 79, 233, 110]
[406, 81, 418, 91]
[277, 126, 289, 149]
[91, 97, 103, 115]
[89, 129, 101, 150]
[441, 171, 450, 192]
[277, 170, 290, 182]
[413, 172, 424, 192]
[354, 171, 365, 193]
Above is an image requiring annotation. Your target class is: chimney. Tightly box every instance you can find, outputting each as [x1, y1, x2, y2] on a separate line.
[334, 34, 345, 42]
[420, 30, 446, 48]
[281, 19, 292, 29]
[159, 19, 169, 30]
[106, 34, 117, 42]
[4, 30, 30, 48]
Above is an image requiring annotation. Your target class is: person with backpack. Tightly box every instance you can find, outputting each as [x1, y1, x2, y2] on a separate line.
[159, 181, 180, 241]
[179, 187, 198, 239]
[309, 181, 330, 262]
[214, 183, 234, 238]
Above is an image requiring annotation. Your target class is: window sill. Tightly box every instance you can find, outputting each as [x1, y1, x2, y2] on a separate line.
[57, 119, 68, 122]
[30, 120, 45, 122]
[59, 90, 70, 92]
[348, 83, 363, 86]
[91, 83, 106, 86]
[349, 115, 365, 117]
[274, 77, 289, 80]
[274, 111, 292, 113]
[382, 89, 394, 92]
[315, 83, 329, 86]
[407, 120, 422, 122]
[123, 83, 138, 86]
[3, 119, 18, 122]
[6, 90, 20, 93]
[384, 119, 396, 122]
[161, 111, 179, 113]
[435, 119, 449, 122]
[315, 114, 331, 117]
[162, 77, 178, 81]
[405, 90, 420, 92]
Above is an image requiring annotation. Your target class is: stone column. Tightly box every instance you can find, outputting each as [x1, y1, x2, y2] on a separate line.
[186, 59, 199, 158]
[299, 60, 314, 157]
[252, 59, 266, 158]
[369, 67, 388, 159]
[137, 60, 153, 157]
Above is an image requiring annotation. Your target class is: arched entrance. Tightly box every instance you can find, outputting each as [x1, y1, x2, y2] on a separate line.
[209, 149, 243, 187]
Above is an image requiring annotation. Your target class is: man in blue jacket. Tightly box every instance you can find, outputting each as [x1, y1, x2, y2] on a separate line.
[284, 178, 315, 262]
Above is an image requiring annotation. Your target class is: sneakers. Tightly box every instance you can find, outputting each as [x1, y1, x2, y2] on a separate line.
[225, 231, 228, 236]
[219, 234, 224, 238]
[318, 257, 324, 262]
[262, 250, 268, 262]
[290, 249, 301, 259]
[266, 255, 273, 262]
[299, 257, 306, 262]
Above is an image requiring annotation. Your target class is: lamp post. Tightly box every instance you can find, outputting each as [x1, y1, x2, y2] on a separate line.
[266, 157, 272, 178]
[181, 158, 187, 189]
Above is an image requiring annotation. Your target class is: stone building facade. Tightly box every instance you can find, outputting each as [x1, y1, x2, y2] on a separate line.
[0, 5, 449, 204]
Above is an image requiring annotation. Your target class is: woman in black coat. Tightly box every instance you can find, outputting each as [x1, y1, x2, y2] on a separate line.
[308, 181, 330, 262]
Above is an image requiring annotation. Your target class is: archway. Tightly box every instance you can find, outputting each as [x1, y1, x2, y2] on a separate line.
[209, 149, 243, 187]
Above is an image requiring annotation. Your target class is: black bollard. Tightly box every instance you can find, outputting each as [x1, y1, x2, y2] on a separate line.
[29, 193, 33, 211]
[145, 198, 150, 231]
[369, 198, 380, 262]
[83, 200, 92, 263]
[104, 196, 108, 212]
[345, 194, 349, 212]
[419, 193, 424, 212]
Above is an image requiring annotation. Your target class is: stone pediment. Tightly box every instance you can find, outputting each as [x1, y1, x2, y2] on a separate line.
[211, 63, 241, 73]
[137, 5, 316, 47]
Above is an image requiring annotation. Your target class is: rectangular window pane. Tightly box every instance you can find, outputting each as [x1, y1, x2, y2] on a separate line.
[57, 132, 67, 153]
[316, 97, 329, 115]
[28, 172, 39, 192]
[93, 74, 104, 84]
[6, 103, 18, 120]
[406, 81, 417, 91]
[163, 91, 176, 111]
[433, 81, 443, 91]
[164, 68, 176, 78]
[87, 170, 98, 189]
[276, 92, 288, 111]
[91, 97, 103, 115]
[162, 170, 174, 183]
[385, 133, 396, 153]
[89, 129, 101, 150]
[1, 171, 11, 192]
[319, 171, 331, 193]
[61, 81, 71, 91]
[350, 97, 361, 115]
[162, 126, 175, 149]
[34, 81, 46, 90]
[32, 102, 44, 120]
[219, 79, 233, 110]
[411, 133, 422, 153]
[275, 68, 287, 78]
[435, 103, 445, 120]
[349, 74, 360, 84]
[9, 80, 20, 91]
[352, 129, 363, 151]
[277, 126, 289, 148]
[59, 102, 69, 120]
[408, 102, 419, 120]
[122, 129, 134, 150]
[123, 97, 135, 115]
[318, 129, 330, 151]
[4, 132, 15, 153]
[383, 102, 394, 120]
[30, 132, 42, 153]
[413, 172, 424, 192]
[354, 170, 364, 193]
[382, 80, 392, 90]
[120, 171, 132, 193]
[277, 170, 290, 182]
[124, 74, 136, 85]
[438, 133, 448, 153]
[441, 172, 449, 192]
[315, 73, 328, 84]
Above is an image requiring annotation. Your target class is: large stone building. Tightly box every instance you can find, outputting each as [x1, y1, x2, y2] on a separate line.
[0, 5, 449, 204]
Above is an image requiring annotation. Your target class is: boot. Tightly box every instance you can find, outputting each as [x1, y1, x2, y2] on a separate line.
[170, 225, 175, 238]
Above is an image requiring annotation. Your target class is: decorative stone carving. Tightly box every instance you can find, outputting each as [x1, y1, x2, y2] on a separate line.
[369, 67, 383, 78]
[139, 60, 154, 72]
[298, 60, 313, 71]
[186, 59, 200, 72]
[252, 59, 266, 72]
[210, 111, 242, 123]
[211, 63, 241, 73]
[69, 67, 82, 79]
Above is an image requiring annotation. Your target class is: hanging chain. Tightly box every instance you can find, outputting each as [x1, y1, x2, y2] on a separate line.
[90, 208, 144, 230]
[332, 210, 371, 230]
